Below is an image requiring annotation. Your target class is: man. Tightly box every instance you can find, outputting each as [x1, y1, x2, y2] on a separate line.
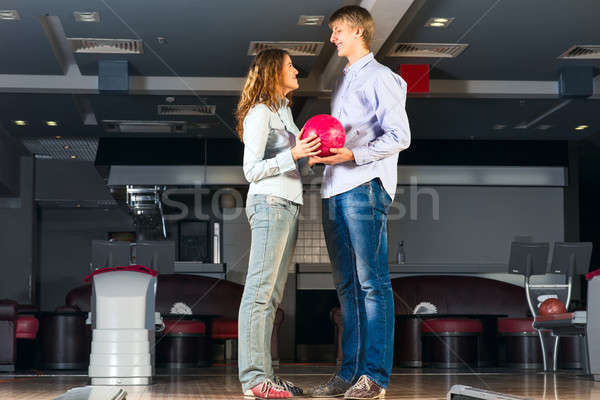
[309, 5, 411, 400]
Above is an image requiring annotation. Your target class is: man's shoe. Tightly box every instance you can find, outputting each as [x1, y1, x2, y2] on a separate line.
[309, 375, 352, 398]
[244, 379, 292, 399]
[273, 376, 304, 396]
[344, 375, 385, 399]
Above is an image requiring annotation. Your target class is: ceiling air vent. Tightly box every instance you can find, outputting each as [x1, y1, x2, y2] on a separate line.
[22, 137, 99, 161]
[69, 38, 143, 54]
[387, 43, 468, 58]
[157, 104, 216, 116]
[558, 45, 600, 59]
[248, 41, 324, 56]
[103, 120, 187, 133]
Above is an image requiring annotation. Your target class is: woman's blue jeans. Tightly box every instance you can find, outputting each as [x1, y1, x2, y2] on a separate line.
[238, 194, 299, 391]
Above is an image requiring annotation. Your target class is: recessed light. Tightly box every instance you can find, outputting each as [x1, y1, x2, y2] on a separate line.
[425, 17, 454, 28]
[71, 155, 77, 159]
[64, 145, 70, 150]
[74, 11, 100, 23]
[46, 121, 58, 127]
[298, 15, 324, 26]
[575, 125, 589, 131]
[55, 135, 62, 139]
[0, 10, 20, 21]
[14, 120, 27, 126]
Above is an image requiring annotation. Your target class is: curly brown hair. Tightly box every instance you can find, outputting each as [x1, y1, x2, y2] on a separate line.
[235, 49, 292, 141]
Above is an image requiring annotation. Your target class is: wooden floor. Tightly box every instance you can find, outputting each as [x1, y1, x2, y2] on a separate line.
[1, 365, 598, 399]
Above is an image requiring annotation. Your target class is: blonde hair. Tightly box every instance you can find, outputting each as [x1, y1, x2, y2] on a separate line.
[329, 5, 374, 48]
[235, 49, 292, 141]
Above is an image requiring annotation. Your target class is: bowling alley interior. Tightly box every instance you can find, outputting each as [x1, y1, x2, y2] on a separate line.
[1, 0, 600, 399]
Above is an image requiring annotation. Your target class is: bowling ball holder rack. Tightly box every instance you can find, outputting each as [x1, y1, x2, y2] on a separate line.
[508, 241, 592, 372]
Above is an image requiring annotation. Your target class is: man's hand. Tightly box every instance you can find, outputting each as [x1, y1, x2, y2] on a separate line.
[310, 147, 354, 165]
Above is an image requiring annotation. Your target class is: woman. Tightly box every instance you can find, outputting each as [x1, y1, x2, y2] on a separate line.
[236, 49, 321, 399]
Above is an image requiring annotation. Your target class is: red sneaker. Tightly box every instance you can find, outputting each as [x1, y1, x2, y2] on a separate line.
[244, 379, 292, 399]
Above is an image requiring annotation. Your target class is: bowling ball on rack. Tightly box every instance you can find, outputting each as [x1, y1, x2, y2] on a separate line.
[300, 114, 345, 157]
[538, 298, 567, 316]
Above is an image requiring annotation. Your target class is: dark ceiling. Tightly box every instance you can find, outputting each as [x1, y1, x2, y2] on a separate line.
[382, 0, 600, 80]
[0, 0, 598, 161]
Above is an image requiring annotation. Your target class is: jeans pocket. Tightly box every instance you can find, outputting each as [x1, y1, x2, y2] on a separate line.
[374, 178, 392, 212]
[265, 195, 294, 213]
[246, 203, 270, 228]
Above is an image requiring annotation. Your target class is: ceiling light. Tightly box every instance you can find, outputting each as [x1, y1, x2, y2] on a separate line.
[71, 155, 77, 159]
[575, 125, 589, 131]
[55, 135, 62, 139]
[73, 11, 100, 22]
[425, 17, 454, 28]
[64, 145, 70, 150]
[0, 10, 20, 21]
[14, 120, 27, 126]
[298, 15, 324, 26]
[492, 124, 506, 130]
[46, 121, 58, 127]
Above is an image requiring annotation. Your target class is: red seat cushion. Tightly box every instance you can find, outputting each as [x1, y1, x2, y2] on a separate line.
[163, 319, 206, 335]
[16, 315, 39, 339]
[498, 317, 536, 333]
[534, 312, 575, 323]
[421, 318, 483, 334]
[212, 318, 237, 339]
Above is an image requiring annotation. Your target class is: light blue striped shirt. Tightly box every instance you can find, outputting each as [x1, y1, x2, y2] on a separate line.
[321, 52, 411, 200]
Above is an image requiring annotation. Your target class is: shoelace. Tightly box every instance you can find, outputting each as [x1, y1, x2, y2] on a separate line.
[353, 376, 371, 392]
[259, 379, 286, 395]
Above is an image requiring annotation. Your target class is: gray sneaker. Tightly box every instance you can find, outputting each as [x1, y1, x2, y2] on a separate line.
[310, 375, 352, 398]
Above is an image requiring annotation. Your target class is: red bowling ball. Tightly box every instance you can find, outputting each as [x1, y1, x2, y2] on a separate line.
[301, 114, 345, 157]
[538, 298, 567, 316]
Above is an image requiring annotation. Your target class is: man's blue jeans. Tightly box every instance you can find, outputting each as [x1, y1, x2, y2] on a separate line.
[322, 178, 394, 388]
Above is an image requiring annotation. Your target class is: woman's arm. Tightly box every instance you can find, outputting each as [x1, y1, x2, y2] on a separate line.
[242, 105, 297, 183]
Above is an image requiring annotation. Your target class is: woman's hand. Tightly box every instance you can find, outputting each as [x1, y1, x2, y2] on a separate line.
[291, 129, 321, 161]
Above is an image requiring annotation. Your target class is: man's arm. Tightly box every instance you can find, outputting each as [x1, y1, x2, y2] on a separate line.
[351, 71, 411, 166]
[312, 70, 411, 166]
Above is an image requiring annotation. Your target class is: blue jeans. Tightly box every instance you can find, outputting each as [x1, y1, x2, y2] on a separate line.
[238, 194, 299, 392]
[322, 178, 394, 388]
